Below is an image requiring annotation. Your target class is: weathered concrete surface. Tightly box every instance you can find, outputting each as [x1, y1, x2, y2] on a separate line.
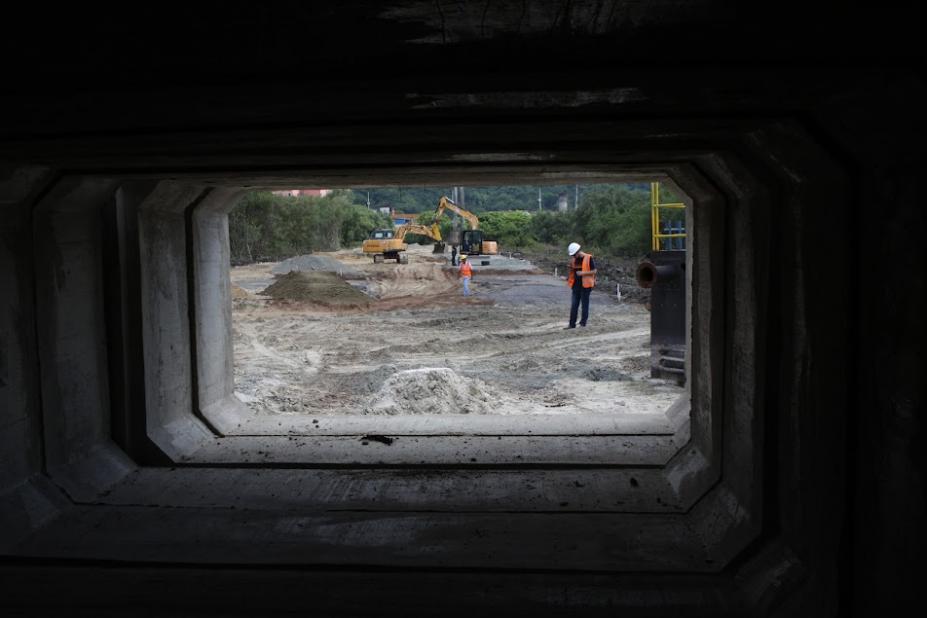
[0, 167, 74, 551]
[183, 434, 681, 467]
[0, 3, 923, 616]
[136, 182, 216, 459]
[30, 178, 126, 483]
[70, 467, 688, 513]
[0, 167, 50, 494]
[11, 505, 719, 571]
[192, 188, 245, 421]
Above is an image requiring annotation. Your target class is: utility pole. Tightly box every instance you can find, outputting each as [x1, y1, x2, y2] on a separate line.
[366, 191, 370, 209]
[575, 184, 579, 209]
[459, 186, 465, 209]
[538, 187, 542, 212]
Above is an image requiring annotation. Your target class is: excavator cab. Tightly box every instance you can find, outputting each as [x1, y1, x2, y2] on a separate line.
[460, 229, 484, 255]
[362, 228, 407, 263]
[460, 230, 498, 265]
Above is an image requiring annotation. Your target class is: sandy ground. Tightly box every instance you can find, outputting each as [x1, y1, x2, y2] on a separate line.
[231, 245, 685, 418]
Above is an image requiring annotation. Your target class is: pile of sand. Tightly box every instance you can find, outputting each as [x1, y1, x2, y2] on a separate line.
[261, 271, 372, 307]
[367, 263, 458, 299]
[328, 365, 398, 395]
[231, 284, 251, 299]
[272, 254, 364, 279]
[365, 367, 494, 415]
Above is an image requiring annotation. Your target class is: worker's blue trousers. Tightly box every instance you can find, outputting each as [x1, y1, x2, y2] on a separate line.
[462, 276, 471, 296]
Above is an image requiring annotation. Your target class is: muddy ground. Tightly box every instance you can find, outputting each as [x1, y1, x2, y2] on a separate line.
[231, 245, 684, 419]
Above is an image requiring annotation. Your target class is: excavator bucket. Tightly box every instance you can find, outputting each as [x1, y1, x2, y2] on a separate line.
[433, 242, 445, 254]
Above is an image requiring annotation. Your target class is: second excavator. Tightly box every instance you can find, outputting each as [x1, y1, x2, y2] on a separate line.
[361, 221, 441, 264]
[362, 196, 498, 264]
[431, 195, 498, 262]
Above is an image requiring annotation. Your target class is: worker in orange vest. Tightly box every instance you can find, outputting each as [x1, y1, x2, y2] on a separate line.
[566, 242, 596, 328]
[459, 254, 472, 296]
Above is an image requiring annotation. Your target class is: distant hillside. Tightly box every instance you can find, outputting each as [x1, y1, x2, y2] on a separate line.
[350, 184, 651, 214]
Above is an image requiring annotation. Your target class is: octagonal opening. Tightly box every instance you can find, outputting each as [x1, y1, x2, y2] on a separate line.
[227, 182, 687, 429]
[146, 169, 716, 472]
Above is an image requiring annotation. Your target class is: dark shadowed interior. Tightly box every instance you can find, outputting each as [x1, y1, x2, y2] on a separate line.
[1, 3, 923, 616]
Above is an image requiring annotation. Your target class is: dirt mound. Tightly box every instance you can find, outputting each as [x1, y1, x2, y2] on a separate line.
[367, 263, 458, 299]
[365, 368, 494, 415]
[369, 263, 451, 281]
[231, 284, 251, 299]
[619, 355, 651, 374]
[261, 271, 372, 306]
[271, 254, 364, 279]
[328, 365, 398, 395]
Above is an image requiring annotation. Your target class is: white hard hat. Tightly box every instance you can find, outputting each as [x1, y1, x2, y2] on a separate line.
[568, 242, 581, 256]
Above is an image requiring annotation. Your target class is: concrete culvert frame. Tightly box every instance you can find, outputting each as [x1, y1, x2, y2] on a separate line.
[0, 2, 922, 613]
[183, 172, 700, 472]
[1, 108, 864, 613]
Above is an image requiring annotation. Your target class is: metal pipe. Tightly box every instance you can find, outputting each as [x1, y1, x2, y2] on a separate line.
[636, 260, 680, 289]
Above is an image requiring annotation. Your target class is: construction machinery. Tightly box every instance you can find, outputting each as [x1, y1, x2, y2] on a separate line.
[432, 196, 498, 262]
[362, 196, 498, 264]
[361, 222, 442, 263]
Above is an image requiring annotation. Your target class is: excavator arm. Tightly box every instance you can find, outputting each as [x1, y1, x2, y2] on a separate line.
[434, 196, 480, 230]
[395, 222, 443, 242]
[431, 196, 497, 257]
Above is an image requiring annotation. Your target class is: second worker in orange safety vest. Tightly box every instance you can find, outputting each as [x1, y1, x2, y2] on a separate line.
[458, 254, 473, 296]
[566, 242, 596, 328]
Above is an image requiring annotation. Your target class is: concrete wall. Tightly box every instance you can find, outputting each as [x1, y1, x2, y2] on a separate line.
[136, 182, 217, 458]
[0, 3, 922, 615]
[0, 167, 49, 493]
[0, 167, 72, 549]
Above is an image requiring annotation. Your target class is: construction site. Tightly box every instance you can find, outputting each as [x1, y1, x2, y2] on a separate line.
[1, 3, 922, 615]
[228, 198, 686, 431]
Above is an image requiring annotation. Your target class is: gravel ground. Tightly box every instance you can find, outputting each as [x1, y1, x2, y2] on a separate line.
[230, 245, 684, 419]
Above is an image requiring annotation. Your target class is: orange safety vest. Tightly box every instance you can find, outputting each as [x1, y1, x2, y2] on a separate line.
[567, 253, 596, 288]
[459, 262, 472, 277]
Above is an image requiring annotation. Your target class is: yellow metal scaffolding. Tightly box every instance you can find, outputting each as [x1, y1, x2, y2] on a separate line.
[650, 181, 687, 251]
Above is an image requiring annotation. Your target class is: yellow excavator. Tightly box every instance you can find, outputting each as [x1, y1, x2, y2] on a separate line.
[361, 196, 497, 264]
[361, 222, 442, 264]
[431, 195, 498, 259]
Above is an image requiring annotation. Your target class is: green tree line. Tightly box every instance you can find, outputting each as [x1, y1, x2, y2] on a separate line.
[228, 190, 391, 263]
[228, 184, 686, 263]
[350, 184, 649, 214]
[412, 184, 684, 256]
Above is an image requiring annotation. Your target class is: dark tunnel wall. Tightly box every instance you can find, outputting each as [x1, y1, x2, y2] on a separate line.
[1, 3, 924, 616]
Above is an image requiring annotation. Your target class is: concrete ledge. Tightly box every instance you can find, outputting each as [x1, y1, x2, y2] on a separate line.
[207, 408, 681, 436]
[182, 434, 682, 466]
[12, 506, 716, 571]
[46, 442, 136, 503]
[0, 476, 71, 553]
[84, 467, 688, 513]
